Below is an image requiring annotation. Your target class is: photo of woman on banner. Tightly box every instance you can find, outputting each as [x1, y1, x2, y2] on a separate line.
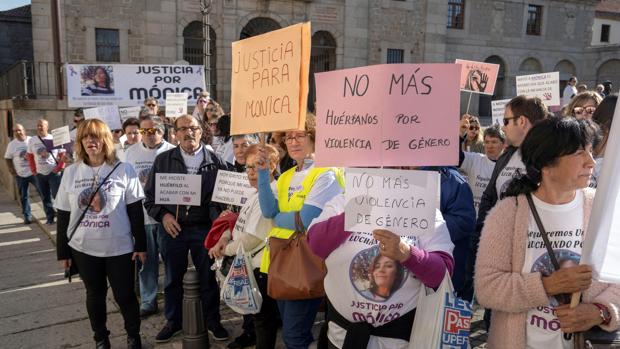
[81, 66, 115, 96]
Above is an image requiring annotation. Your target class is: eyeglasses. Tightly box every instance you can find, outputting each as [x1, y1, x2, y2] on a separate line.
[503, 116, 520, 126]
[112, 129, 123, 134]
[207, 122, 218, 127]
[284, 133, 308, 143]
[206, 108, 217, 112]
[126, 131, 140, 135]
[469, 125, 480, 131]
[73, 118, 83, 123]
[146, 104, 157, 107]
[175, 126, 201, 133]
[139, 127, 159, 135]
[573, 106, 596, 116]
[198, 99, 209, 104]
[245, 164, 257, 172]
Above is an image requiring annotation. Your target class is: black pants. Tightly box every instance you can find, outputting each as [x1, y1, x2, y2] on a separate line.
[72, 249, 140, 341]
[252, 269, 280, 349]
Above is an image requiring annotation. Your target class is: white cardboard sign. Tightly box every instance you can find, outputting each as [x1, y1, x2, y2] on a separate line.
[491, 99, 511, 126]
[83, 106, 122, 130]
[51, 126, 71, 147]
[165, 92, 188, 118]
[155, 173, 202, 206]
[119, 106, 142, 122]
[516, 72, 560, 107]
[344, 168, 440, 236]
[212, 170, 256, 207]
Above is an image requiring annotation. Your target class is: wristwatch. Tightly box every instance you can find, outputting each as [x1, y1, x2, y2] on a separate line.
[593, 303, 612, 325]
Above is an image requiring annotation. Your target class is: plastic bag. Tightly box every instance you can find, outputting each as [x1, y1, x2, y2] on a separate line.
[220, 245, 263, 315]
[409, 271, 472, 349]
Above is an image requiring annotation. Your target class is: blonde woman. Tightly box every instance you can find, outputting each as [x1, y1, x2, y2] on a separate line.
[562, 91, 603, 120]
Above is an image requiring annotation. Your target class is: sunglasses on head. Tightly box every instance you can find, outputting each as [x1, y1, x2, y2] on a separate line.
[139, 127, 159, 135]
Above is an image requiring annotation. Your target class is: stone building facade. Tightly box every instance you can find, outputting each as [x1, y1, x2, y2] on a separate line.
[0, 5, 33, 72]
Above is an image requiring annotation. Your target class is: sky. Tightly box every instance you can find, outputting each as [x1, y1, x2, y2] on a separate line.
[0, 0, 31, 11]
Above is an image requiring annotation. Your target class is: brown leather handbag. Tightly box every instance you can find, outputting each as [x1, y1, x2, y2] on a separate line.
[267, 212, 327, 300]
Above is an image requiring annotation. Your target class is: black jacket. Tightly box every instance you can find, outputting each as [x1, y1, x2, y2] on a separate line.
[144, 145, 229, 228]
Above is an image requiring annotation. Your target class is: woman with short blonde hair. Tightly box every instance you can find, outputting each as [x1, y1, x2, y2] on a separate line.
[562, 91, 603, 119]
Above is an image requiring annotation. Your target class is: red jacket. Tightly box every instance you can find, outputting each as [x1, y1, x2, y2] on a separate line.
[204, 212, 239, 249]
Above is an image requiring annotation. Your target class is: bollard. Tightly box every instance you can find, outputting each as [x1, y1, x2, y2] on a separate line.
[182, 267, 209, 349]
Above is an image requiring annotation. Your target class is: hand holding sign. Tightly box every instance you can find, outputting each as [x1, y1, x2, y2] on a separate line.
[373, 229, 411, 263]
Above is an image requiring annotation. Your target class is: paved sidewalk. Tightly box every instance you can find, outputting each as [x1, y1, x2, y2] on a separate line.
[2, 187, 488, 348]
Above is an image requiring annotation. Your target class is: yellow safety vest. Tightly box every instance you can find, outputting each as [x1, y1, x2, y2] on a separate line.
[259, 166, 345, 273]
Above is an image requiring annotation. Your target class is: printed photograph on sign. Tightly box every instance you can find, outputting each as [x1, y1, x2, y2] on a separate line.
[81, 66, 115, 96]
[455, 59, 499, 95]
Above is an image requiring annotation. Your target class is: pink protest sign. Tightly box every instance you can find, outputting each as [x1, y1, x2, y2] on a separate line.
[455, 59, 499, 95]
[315, 64, 460, 167]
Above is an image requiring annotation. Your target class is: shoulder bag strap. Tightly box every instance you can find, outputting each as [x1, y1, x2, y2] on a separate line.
[38, 135, 59, 165]
[526, 193, 561, 271]
[67, 162, 121, 242]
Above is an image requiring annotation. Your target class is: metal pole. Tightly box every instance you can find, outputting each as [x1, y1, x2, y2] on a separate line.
[201, 0, 213, 96]
[182, 267, 209, 349]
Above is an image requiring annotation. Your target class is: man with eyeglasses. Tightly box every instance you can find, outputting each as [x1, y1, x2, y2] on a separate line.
[144, 114, 229, 344]
[116, 118, 142, 161]
[464, 95, 549, 327]
[144, 97, 159, 116]
[125, 116, 174, 319]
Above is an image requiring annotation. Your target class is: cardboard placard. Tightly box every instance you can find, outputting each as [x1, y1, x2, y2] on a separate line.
[455, 59, 499, 95]
[155, 173, 202, 206]
[119, 106, 142, 122]
[315, 64, 461, 167]
[230, 22, 311, 135]
[165, 92, 188, 118]
[83, 106, 122, 130]
[516, 72, 560, 107]
[344, 168, 440, 236]
[491, 99, 511, 126]
[51, 126, 71, 147]
[212, 170, 256, 207]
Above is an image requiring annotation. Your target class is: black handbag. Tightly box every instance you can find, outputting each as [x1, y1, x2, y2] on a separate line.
[64, 162, 121, 282]
[527, 193, 620, 348]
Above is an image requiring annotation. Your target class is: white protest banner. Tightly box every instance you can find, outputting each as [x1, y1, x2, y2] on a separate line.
[581, 97, 620, 284]
[83, 106, 122, 130]
[516, 72, 560, 107]
[119, 106, 142, 122]
[51, 126, 71, 147]
[491, 99, 511, 126]
[65, 64, 205, 108]
[344, 168, 440, 236]
[155, 173, 202, 206]
[165, 92, 188, 118]
[212, 170, 256, 207]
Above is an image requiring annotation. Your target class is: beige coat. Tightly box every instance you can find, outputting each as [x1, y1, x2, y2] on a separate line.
[475, 189, 620, 349]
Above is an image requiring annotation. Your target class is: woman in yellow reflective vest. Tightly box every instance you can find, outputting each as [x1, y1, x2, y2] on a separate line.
[256, 114, 344, 349]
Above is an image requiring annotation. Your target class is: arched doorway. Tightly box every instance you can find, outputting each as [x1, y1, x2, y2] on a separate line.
[239, 17, 281, 40]
[519, 57, 543, 75]
[309, 31, 337, 112]
[554, 60, 576, 97]
[183, 21, 217, 99]
[478, 55, 507, 118]
[597, 59, 620, 93]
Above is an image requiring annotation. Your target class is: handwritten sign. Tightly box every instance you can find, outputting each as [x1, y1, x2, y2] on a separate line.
[155, 173, 202, 206]
[455, 59, 499, 95]
[491, 99, 511, 125]
[516, 72, 560, 107]
[314, 64, 460, 167]
[345, 168, 440, 236]
[119, 106, 142, 122]
[51, 126, 71, 147]
[166, 92, 188, 118]
[83, 106, 122, 130]
[212, 170, 256, 207]
[230, 22, 311, 135]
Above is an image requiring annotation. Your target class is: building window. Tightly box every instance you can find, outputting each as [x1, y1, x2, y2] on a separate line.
[526, 5, 542, 36]
[447, 0, 465, 29]
[387, 49, 404, 64]
[601, 24, 611, 43]
[95, 28, 120, 62]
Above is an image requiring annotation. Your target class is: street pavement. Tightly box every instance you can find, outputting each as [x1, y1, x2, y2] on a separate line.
[0, 185, 487, 348]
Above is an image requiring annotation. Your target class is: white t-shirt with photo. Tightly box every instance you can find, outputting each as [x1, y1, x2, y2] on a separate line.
[55, 161, 144, 257]
[496, 151, 525, 198]
[460, 152, 495, 214]
[27, 134, 63, 175]
[125, 141, 175, 224]
[522, 191, 583, 349]
[4, 137, 33, 178]
[311, 194, 454, 349]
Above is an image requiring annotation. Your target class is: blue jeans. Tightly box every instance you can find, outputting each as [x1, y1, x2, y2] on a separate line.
[15, 175, 38, 220]
[137, 223, 166, 311]
[277, 298, 322, 349]
[160, 225, 221, 328]
[36, 172, 61, 222]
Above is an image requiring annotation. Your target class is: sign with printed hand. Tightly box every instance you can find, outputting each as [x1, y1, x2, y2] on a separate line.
[51, 126, 71, 147]
[212, 170, 256, 207]
[165, 92, 188, 118]
[455, 59, 499, 95]
[516, 72, 560, 107]
[155, 173, 202, 206]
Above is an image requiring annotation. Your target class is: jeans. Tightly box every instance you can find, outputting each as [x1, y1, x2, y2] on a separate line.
[253, 270, 279, 349]
[137, 223, 166, 311]
[277, 297, 322, 349]
[71, 249, 140, 341]
[36, 172, 61, 222]
[14, 175, 38, 220]
[160, 225, 221, 328]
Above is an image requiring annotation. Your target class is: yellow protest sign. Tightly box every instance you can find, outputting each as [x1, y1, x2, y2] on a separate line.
[231, 22, 310, 135]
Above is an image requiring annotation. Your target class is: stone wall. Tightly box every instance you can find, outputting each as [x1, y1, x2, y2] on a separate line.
[0, 10, 33, 72]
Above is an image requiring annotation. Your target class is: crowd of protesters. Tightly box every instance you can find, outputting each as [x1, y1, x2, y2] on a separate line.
[3, 77, 620, 349]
